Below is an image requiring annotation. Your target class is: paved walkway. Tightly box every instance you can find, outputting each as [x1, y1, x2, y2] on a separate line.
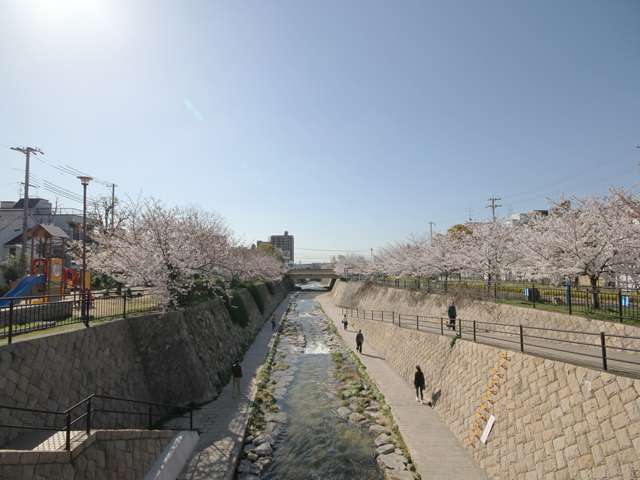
[318, 293, 487, 480]
[176, 295, 292, 480]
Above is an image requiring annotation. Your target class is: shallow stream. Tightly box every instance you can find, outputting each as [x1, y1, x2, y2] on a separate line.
[261, 294, 383, 480]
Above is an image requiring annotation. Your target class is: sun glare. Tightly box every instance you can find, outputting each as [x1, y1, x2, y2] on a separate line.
[28, 0, 113, 32]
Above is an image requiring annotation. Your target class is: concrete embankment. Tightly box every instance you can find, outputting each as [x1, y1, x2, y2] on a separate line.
[334, 281, 640, 351]
[0, 281, 289, 450]
[327, 281, 640, 480]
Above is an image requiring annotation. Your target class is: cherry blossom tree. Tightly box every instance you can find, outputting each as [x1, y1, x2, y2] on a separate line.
[456, 220, 521, 288]
[421, 232, 466, 290]
[517, 195, 640, 307]
[331, 254, 372, 278]
[84, 199, 284, 306]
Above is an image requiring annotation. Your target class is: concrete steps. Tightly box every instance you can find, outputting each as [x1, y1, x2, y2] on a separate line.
[33, 430, 87, 451]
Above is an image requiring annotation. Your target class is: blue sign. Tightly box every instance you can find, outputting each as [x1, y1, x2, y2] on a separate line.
[622, 295, 630, 307]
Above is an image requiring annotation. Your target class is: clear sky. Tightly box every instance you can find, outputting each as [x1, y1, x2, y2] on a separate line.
[1, 0, 639, 262]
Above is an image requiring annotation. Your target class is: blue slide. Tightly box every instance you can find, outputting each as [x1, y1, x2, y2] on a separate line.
[0, 275, 45, 307]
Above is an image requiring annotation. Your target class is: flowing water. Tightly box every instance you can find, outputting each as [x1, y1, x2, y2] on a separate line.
[262, 294, 383, 480]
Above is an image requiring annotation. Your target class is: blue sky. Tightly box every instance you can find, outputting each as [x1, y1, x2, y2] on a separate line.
[1, 0, 639, 262]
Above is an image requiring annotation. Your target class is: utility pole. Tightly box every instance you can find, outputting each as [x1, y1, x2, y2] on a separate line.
[486, 197, 502, 222]
[11, 146, 44, 272]
[428, 221, 435, 245]
[110, 183, 116, 229]
[370, 248, 373, 262]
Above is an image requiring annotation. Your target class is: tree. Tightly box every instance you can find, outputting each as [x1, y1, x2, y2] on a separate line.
[84, 199, 283, 307]
[456, 220, 520, 289]
[518, 195, 640, 308]
[331, 254, 372, 277]
[421, 232, 465, 291]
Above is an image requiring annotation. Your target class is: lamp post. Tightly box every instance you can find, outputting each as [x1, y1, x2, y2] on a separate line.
[78, 176, 92, 326]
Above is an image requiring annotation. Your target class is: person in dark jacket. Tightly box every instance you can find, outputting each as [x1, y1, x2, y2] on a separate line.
[447, 302, 457, 331]
[231, 360, 242, 399]
[342, 314, 348, 330]
[271, 314, 277, 331]
[355, 330, 364, 353]
[414, 366, 426, 404]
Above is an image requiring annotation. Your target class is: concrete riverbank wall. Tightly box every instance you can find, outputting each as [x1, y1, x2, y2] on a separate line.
[330, 281, 640, 479]
[0, 281, 289, 449]
[333, 281, 640, 350]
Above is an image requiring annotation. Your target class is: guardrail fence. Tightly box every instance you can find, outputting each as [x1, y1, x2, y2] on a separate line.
[340, 306, 640, 377]
[0, 289, 162, 344]
[0, 394, 195, 451]
[345, 275, 640, 324]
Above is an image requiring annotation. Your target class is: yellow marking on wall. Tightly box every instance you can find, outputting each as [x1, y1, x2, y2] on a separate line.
[465, 351, 510, 448]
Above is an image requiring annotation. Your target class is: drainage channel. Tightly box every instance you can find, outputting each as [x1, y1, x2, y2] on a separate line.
[236, 292, 418, 480]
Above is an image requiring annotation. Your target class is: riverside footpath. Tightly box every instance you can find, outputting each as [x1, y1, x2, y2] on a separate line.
[317, 292, 487, 480]
[175, 295, 292, 480]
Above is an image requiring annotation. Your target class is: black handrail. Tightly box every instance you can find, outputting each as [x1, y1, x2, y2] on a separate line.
[0, 290, 162, 344]
[340, 305, 640, 377]
[0, 392, 196, 451]
[348, 276, 640, 324]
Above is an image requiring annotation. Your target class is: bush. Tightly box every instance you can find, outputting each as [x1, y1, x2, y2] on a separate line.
[228, 290, 249, 327]
[247, 283, 265, 314]
[2, 260, 20, 284]
[177, 279, 218, 307]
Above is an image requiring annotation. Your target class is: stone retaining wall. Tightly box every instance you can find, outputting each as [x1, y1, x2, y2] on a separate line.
[0, 282, 288, 448]
[0, 430, 175, 480]
[333, 281, 640, 350]
[330, 285, 640, 479]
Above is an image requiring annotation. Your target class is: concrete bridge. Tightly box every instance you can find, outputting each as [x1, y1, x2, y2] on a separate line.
[286, 268, 339, 281]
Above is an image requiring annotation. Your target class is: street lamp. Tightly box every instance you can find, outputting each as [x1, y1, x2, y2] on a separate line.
[78, 175, 92, 326]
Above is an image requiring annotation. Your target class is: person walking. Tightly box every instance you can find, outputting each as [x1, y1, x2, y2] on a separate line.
[414, 366, 426, 404]
[447, 302, 457, 331]
[271, 314, 277, 331]
[231, 360, 242, 399]
[342, 314, 348, 330]
[355, 330, 364, 353]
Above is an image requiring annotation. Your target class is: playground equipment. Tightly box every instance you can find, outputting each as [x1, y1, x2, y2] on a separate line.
[0, 223, 89, 306]
[0, 258, 85, 306]
[0, 275, 45, 307]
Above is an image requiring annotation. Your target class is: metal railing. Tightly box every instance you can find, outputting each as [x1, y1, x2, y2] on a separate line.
[346, 276, 640, 324]
[340, 306, 640, 377]
[0, 289, 162, 344]
[0, 394, 195, 451]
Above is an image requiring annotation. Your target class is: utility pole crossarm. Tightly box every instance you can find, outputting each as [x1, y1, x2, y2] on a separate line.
[486, 197, 502, 222]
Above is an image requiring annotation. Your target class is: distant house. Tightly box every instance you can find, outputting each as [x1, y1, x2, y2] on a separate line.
[0, 198, 84, 263]
[505, 209, 549, 227]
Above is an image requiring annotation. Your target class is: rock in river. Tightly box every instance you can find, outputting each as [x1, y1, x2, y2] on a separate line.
[376, 452, 407, 471]
[376, 444, 395, 456]
[375, 433, 392, 446]
[337, 406, 351, 418]
[255, 442, 273, 457]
